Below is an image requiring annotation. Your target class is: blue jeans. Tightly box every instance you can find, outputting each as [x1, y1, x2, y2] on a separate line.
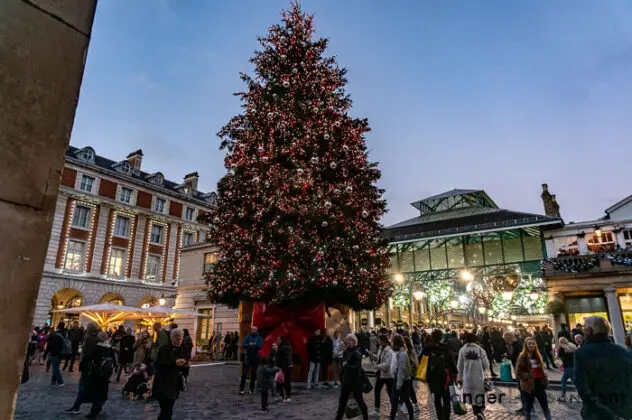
[561, 367, 575, 394]
[332, 358, 343, 383]
[72, 373, 87, 409]
[50, 356, 63, 385]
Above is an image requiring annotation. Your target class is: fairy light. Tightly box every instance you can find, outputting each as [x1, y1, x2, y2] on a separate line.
[59, 200, 77, 269]
[174, 227, 184, 281]
[82, 202, 98, 272]
[124, 215, 137, 278]
[104, 209, 117, 277]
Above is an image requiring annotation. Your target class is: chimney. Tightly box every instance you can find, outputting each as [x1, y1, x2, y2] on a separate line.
[184, 171, 199, 191]
[541, 183, 561, 218]
[127, 149, 143, 172]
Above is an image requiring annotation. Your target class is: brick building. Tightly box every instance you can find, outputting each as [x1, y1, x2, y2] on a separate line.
[33, 146, 217, 327]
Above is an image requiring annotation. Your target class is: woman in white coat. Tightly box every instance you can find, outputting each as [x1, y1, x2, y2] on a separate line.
[457, 332, 489, 420]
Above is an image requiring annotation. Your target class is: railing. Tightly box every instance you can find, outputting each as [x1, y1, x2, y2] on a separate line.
[543, 251, 632, 278]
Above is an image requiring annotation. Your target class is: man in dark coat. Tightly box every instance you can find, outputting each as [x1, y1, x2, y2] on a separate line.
[65, 323, 100, 415]
[321, 333, 333, 386]
[239, 326, 263, 395]
[116, 328, 136, 381]
[154, 328, 187, 420]
[83, 332, 114, 419]
[307, 329, 323, 389]
[424, 329, 458, 420]
[575, 316, 632, 420]
[64, 321, 84, 372]
[491, 327, 505, 363]
[480, 326, 497, 377]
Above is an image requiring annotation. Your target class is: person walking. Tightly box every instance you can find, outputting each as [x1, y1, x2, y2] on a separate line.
[116, 328, 135, 382]
[133, 330, 152, 370]
[306, 328, 322, 389]
[370, 334, 393, 415]
[239, 326, 263, 395]
[275, 335, 293, 402]
[321, 332, 333, 386]
[557, 337, 577, 401]
[575, 316, 632, 420]
[534, 327, 553, 370]
[503, 331, 525, 415]
[457, 333, 489, 420]
[47, 322, 68, 388]
[389, 335, 414, 420]
[181, 329, 194, 382]
[64, 321, 84, 373]
[424, 329, 458, 420]
[64, 323, 100, 415]
[403, 336, 420, 410]
[446, 330, 463, 368]
[542, 326, 557, 368]
[516, 338, 552, 420]
[480, 326, 497, 378]
[154, 328, 187, 420]
[491, 327, 505, 366]
[331, 330, 344, 388]
[83, 331, 114, 419]
[334, 334, 369, 420]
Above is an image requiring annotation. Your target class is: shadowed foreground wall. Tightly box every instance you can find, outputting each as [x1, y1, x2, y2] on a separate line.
[0, 0, 97, 417]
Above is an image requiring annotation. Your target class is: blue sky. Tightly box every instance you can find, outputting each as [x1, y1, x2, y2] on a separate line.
[71, 0, 632, 225]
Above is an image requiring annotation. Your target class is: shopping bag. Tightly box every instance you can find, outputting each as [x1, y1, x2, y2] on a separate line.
[449, 384, 467, 415]
[275, 369, 285, 385]
[416, 355, 429, 381]
[500, 359, 513, 382]
[345, 397, 361, 418]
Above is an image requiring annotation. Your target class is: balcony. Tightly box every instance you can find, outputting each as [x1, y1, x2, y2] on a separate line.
[543, 251, 632, 278]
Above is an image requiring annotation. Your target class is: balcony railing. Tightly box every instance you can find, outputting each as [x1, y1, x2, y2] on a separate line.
[543, 251, 632, 278]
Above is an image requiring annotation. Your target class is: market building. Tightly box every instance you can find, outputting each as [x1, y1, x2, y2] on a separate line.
[542, 190, 632, 346]
[354, 188, 562, 330]
[174, 241, 239, 347]
[33, 146, 217, 327]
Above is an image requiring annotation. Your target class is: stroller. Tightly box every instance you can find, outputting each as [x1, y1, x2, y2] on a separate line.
[121, 364, 150, 401]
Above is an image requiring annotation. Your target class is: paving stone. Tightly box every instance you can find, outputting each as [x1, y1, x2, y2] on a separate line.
[15, 363, 583, 419]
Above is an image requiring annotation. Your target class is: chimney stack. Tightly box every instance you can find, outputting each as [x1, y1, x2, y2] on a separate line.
[184, 171, 199, 191]
[541, 183, 561, 218]
[127, 149, 143, 172]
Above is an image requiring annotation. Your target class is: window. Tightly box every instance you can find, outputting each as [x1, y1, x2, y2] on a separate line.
[154, 198, 166, 213]
[113, 216, 130, 238]
[587, 231, 615, 253]
[184, 207, 195, 221]
[183, 232, 194, 247]
[107, 249, 126, 277]
[79, 175, 95, 193]
[197, 308, 212, 343]
[72, 205, 90, 229]
[64, 240, 85, 271]
[150, 225, 164, 244]
[119, 187, 133, 203]
[204, 252, 218, 273]
[624, 230, 632, 249]
[146, 255, 161, 281]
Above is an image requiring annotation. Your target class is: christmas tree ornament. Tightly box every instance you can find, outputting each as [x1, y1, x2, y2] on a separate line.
[322, 221, 328, 227]
[234, 250, 242, 257]
[311, 156, 319, 164]
[329, 161, 337, 169]
[361, 210, 369, 218]
[323, 133, 330, 140]
[292, 68, 298, 74]
[283, 81, 290, 88]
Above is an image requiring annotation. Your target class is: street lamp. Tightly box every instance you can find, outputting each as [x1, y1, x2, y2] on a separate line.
[158, 295, 166, 306]
[394, 273, 404, 283]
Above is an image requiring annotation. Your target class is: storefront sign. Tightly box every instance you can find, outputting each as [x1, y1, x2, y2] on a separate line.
[565, 296, 607, 314]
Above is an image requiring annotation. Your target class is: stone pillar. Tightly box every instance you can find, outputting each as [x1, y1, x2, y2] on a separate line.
[367, 311, 375, 329]
[551, 292, 562, 342]
[604, 288, 626, 346]
[0, 1, 97, 417]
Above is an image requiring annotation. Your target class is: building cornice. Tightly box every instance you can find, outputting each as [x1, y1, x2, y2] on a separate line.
[43, 269, 176, 292]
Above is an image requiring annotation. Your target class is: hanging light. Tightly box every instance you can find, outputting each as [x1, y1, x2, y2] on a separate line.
[530, 291, 539, 301]
[158, 295, 166, 306]
[501, 291, 513, 300]
[460, 270, 474, 282]
[458, 295, 468, 305]
[450, 300, 459, 309]
[57, 301, 65, 310]
[413, 291, 425, 301]
[477, 306, 486, 314]
[594, 227, 602, 237]
[394, 273, 404, 283]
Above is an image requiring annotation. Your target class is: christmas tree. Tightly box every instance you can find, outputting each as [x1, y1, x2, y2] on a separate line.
[206, 3, 392, 310]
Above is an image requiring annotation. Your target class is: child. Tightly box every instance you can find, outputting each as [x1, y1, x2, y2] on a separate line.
[122, 364, 150, 400]
[257, 350, 279, 412]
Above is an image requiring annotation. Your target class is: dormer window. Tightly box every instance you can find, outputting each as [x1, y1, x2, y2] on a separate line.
[112, 160, 132, 175]
[205, 192, 218, 206]
[75, 147, 95, 163]
[147, 172, 164, 186]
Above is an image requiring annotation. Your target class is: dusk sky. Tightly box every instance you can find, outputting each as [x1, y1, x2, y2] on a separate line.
[71, 0, 632, 226]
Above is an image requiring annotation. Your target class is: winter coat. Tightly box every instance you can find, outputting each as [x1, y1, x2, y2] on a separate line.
[85, 342, 113, 403]
[134, 337, 152, 367]
[574, 334, 632, 420]
[332, 338, 344, 359]
[515, 352, 548, 394]
[446, 337, 463, 357]
[79, 324, 99, 372]
[153, 342, 183, 400]
[242, 333, 263, 363]
[557, 347, 575, 369]
[390, 349, 412, 391]
[375, 345, 394, 379]
[119, 335, 135, 364]
[341, 347, 363, 390]
[480, 332, 493, 355]
[491, 331, 505, 360]
[369, 334, 379, 355]
[276, 344, 293, 368]
[47, 331, 65, 357]
[69, 327, 85, 346]
[505, 339, 522, 368]
[321, 336, 333, 365]
[256, 362, 278, 392]
[423, 342, 458, 393]
[151, 329, 170, 362]
[182, 336, 193, 361]
[307, 335, 322, 363]
[457, 343, 488, 406]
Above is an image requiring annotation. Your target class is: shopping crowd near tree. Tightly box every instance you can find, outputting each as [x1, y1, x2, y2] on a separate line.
[20, 3, 632, 420]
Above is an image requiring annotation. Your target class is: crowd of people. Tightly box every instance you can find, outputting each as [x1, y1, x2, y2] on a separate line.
[26, 320, 193, 419]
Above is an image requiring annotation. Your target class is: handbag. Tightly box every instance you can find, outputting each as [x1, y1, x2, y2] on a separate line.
[275, 369, 285, 385]
[416, 355, 429, 381]
[361, 369, 373, 394]
[483, 378, 493, 392]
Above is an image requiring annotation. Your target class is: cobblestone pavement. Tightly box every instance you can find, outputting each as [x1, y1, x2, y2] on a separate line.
[16, 363, 582, 419]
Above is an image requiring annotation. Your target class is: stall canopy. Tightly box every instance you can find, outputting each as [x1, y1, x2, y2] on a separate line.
[53, 303, 147, 328]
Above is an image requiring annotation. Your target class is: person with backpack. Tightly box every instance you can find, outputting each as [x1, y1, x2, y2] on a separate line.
[424, 329, 458, 420]
[82, 331, 114, 419]
[457, 333, 489, 420]
[47, 322, 69, 388]
[64, 323, 100, 415]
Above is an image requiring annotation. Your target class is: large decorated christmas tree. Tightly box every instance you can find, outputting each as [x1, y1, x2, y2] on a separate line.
[206, 3, 392, 313]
